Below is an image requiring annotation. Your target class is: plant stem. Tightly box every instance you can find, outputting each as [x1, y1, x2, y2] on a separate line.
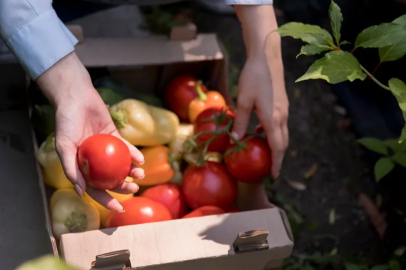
[372, 62, 381, 75]
[195, 81, 207, 101]
[360, 65, 391, 91]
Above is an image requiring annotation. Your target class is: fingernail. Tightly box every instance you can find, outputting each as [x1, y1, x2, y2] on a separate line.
[138, 160, 145, 165]
[119, 208, 125, 213]
[74, 184, 83, 197]
[230, 132, 239, 144]
[139, 174, 145, 179]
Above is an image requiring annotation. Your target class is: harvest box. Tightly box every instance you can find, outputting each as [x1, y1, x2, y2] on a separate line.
[28, 24, 294, 270]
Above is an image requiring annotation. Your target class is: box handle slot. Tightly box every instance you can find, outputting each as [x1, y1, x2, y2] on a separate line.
[233, 230, 269, 254]
[91, 249, 132, 270]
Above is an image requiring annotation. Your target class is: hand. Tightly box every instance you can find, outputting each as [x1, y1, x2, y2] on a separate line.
[36, 52, 145, 212]
[232, 55, 289, 179]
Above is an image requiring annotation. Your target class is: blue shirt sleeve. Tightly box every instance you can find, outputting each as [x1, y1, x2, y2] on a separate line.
[225, 0, 273, 4]
[0, 1, 78, 80]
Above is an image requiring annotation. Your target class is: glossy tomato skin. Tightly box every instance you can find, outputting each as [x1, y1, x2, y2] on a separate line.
[194, 108, 235, 153]
[105, 197, 172, 228]
[224, 135, 272, 184]
[182, 162, 237, 210]
[141, 183, 188, 219]
[164, 75, 208, 122]
[182, 205, 225, 219]
[78, 134, 131, 190]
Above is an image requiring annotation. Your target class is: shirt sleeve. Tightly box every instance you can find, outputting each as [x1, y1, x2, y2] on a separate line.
[0, 0, 78, 80]
[225, 0, 273, 4]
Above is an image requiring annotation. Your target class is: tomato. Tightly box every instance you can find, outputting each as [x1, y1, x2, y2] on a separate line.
[228, 206, 241, 213]
[105, 197, 172, 228]
[193, 108, 235, 153]
[224, 135, 272, 184]
[182, 206, 225, 219]
[182, 162, 237, 210]
[141, 183, 188, 219]
[77, 134, 131, 190]
[164, 75, 208, 122]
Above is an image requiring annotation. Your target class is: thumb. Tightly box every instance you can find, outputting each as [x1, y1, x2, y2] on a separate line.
[231, 101, 253, 141]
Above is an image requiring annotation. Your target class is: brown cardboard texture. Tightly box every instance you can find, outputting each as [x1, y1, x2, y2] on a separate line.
[31, 24, 293, 269]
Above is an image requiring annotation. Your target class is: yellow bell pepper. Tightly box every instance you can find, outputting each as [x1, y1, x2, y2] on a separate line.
[37, 133, 73, 189]
[49, 189, 100, 239]
[83, 185, 134, 227]
[109, 99, 179, 146]
[168, 123, 194, 160]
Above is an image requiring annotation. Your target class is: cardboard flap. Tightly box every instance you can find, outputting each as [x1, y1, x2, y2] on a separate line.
[74, 34, 223, 68]
[61, 208, 293, 270]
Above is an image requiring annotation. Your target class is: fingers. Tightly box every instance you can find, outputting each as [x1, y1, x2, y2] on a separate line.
[55, 138, 86, 197]
[112, 131, 144, 165]
[232, 98, 254, 140]
[86, 186, 124, 212]
[111, 181, 139, 194]
[129, 164, 145, 179]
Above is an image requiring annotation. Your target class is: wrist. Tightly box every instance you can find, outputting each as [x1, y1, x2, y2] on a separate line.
[35, 52, 94, 108]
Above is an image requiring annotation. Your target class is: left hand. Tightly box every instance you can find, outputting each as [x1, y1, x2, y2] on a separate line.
[231, 55, 289, 179]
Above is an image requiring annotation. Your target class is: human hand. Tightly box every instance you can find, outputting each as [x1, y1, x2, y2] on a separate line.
[36, 52, 145, 212]
[232, 55, 289, 179]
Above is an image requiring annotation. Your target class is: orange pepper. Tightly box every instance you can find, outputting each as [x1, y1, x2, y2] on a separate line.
[188, 84, 226, 123]
[131, 145, 177, 186]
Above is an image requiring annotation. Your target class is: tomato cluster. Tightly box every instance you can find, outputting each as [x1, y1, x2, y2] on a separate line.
[73, 75, 273, 229]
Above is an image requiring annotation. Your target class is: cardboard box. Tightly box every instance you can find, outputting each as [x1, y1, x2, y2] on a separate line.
[30, 24, 294, 270]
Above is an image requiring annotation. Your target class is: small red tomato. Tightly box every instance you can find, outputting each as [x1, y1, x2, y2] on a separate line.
[182, 161, 237, 210]
[164, 75, 208, 122]
[105, 197, 172, 228]
[77, 134, 131, 190]
[224, 135, 272, 184]
[182, 206, 225, 219]
[141, 183, 188, 219]
[194, 108, 235, 153]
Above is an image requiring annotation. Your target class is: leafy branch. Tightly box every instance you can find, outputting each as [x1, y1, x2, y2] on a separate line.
[277, 0, 406, 181]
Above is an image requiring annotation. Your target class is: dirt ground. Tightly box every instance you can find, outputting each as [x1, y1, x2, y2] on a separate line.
[180, 3, 400, 267]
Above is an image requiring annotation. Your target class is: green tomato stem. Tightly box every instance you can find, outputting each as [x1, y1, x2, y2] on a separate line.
[195, 81, 207, 101]
[64, 212, 87, 233]
[360, 65, 391, 91]
[109, 108, 127, 129]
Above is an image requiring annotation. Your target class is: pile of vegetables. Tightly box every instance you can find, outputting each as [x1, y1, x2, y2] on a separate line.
[32, 74, 273, 240]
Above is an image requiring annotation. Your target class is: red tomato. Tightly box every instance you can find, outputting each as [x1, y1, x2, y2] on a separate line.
[182, 162, 237, 210]
[224, 135, 272, 184]
[77, 134, 131, 190]
[141, 183, 188, 219]
[182, 206, 225, 219]
[164, 75, 208, 122]
[194, 108, 235, 153]
[105, 197, 172, 228]
[228, 206, 241, 213]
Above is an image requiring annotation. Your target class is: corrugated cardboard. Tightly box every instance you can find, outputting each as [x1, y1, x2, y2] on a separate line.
[30, 24, 294, 270]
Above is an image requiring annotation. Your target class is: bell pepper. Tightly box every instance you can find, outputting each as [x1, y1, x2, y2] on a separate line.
[37, 133, 73, 189]
[168, 123, 194, 160]
[188, 85, 227, 123]
[83, 185, 134, 227]
[109, 99, 179, 146]
[130, 145, 179, 186]
[49, 189, 100, 239]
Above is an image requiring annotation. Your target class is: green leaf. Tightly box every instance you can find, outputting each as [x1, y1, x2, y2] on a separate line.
[355, 23, 406, 49]
[400, 125, 406, 143]
[357, 138, 388, 155]
[345, 262, 364, 270]
[392, 153, 406, 167]
[329, 208, 336, 225]
[16, 255, 80, 270]
[371, 265, 390, 270]
[384, 139, 399, 150]
[379, 36, 406, 62]
[393, 14, 406, 25]
[297, 44, 332, 58]
[374, 157, 395, 182]
[277, 22, 334, 46]
[388, 78, 406, 120]
[394, 246, 406, 256]
[329, 0, 343, 45]
[296, 51, 367, 84]
[340, 40, 351, 45]
[389, 260, 401, 270]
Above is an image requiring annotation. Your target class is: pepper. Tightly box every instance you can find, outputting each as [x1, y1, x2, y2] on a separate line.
[109, 99, 179, 146]
[130, 145, 179, 186]
[83, 186, 134, 227]
[188, 85, 227, 123]
[168, 123, 194, 160]
[37, 133, 73, 189]
[49, 189, 100, 239]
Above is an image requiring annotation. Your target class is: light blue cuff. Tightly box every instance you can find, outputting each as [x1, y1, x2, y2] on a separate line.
[225, 0, 273, 4]
[5, 8, 78, 80]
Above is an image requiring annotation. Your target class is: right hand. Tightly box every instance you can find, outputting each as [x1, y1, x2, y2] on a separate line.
[36, 52, 145, 212]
